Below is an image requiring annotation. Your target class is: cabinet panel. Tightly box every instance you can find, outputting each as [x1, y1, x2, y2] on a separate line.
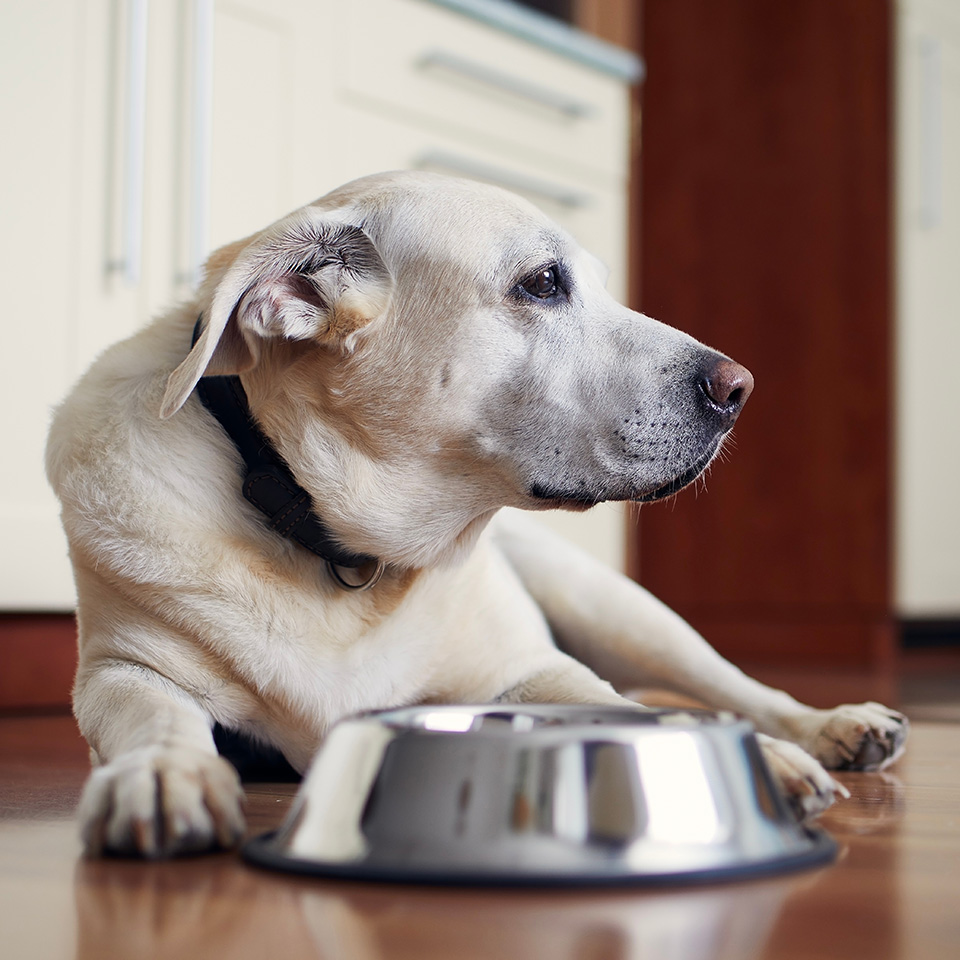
[340, 0, 627, 182]
[1, 1, 90, 608]
[208, 4, 294, 251]
[74, 0, 154, 373]
[338, 110, 628, 299]
[895, 0, 960, 615]
[202, 0, 344, 261]
[634, 0, 893, 672]
[0, 0, 634, 608]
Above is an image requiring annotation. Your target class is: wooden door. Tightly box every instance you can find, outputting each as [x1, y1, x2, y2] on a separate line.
[631, 0, 896, 703]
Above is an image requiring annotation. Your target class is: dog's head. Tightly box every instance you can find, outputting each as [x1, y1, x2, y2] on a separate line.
[161, 172, 752, 567]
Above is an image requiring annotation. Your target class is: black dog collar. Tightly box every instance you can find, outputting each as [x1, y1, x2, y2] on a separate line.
[191, 318, 384, 590]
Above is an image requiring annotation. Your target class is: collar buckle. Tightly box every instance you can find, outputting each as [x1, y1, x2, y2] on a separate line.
[328, 560, 387, 591]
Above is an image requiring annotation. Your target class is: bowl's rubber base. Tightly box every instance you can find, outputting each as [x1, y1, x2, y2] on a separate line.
[241, 827, 837, 888]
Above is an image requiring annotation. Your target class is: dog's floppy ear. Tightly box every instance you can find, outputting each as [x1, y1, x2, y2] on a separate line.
[159, 208, 392, 419]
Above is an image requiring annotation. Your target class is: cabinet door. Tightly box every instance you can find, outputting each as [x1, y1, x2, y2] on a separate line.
[0, 0, 146, 609]
[144, 0, 338, 314]
[895, 0, 960, 616]
[340, 110, 628, 291]
[73, 0, 156, 374]
[0, 0, 340, 610]
[198, 0, 342, 255]
[339, 0, 628, 182]
[635, 0, 894, 692]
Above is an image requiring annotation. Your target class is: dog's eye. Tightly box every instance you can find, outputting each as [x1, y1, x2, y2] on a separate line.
[522, 266, 559, 299]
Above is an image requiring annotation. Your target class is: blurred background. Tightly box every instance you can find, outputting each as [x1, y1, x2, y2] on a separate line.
[1, 0, 957, 716]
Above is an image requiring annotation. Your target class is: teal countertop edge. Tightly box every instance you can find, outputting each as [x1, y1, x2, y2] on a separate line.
[424, 0, 645, 83]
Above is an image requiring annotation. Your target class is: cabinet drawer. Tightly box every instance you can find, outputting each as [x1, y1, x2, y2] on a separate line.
[339, 0, 629, 180]
[338, 107, 629, 301]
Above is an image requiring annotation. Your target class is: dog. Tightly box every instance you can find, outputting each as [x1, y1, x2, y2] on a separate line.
[46, 171, 907, 857]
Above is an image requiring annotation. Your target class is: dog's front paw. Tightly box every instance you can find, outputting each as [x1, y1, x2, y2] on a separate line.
[78, 745, 245, 858]
[784, 703, 909, 772]
[756, 733, 849, 821]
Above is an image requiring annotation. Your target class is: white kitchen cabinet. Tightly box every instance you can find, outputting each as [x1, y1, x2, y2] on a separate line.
[339, 0, 628, 182]
[0, 0, 158, 608]
[0, 0, 639, 609]
[0, 0, 338, 609]
[336, 111, 628, 299]
[896, 0, 960, 616]
[0, 0, 310, 608]
[0, 1, 85, 608]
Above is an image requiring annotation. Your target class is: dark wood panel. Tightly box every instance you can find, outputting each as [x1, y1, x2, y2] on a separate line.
[632, 0, 893, 669]
[0, 615, 76, 711]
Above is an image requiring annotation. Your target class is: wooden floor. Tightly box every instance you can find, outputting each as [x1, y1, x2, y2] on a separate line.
[1, 714, 958, 960]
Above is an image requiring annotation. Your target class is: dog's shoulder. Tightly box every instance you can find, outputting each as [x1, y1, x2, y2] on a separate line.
[48, 309, 197, 471]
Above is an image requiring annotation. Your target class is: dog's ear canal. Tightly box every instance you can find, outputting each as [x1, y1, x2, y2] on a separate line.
[235, 224, 392, 346]
[159, 215, 392, 419]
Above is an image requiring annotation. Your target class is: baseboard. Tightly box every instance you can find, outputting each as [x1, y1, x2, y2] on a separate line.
[902, 618, 960, 649]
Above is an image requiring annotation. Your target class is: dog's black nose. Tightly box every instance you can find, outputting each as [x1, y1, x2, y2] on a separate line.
[698, 358, 754, 422]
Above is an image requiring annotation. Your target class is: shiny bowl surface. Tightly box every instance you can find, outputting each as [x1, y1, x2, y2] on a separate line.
[243, 705, 835, 885]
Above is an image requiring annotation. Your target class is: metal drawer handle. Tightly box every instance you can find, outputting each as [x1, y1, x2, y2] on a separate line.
[415, 150, 592, 209]
[417, 49, 596, 120]
[112, 0, 148, 285]
[189, 0, 214, 287]
[918, 35, 942, 230]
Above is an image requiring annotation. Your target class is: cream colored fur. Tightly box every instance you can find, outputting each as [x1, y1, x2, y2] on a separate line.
[46, 172, 906, 857]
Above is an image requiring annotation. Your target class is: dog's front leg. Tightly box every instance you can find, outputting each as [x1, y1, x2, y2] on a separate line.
[493, 513, 907, 774]
[73, 660, 244, 858]
[494, 513, 810, 725]
[490, 632, 843, 820]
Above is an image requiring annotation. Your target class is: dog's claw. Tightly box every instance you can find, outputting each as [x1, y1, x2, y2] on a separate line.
[757, 733, 846, 820]
[78, 745, 245, 858]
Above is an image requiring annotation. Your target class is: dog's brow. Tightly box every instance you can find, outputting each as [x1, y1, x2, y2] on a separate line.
[512, 237, 566, 276]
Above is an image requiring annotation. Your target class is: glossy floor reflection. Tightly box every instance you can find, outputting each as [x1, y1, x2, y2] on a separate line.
[73, 856, 815, 960]
[1, 716, 958, 960]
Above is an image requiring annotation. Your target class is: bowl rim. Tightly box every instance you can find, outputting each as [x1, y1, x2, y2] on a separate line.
[351, 704, 748, 739]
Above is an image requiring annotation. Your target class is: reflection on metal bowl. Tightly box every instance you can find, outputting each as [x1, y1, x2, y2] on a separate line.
[243, 705, 835, 885]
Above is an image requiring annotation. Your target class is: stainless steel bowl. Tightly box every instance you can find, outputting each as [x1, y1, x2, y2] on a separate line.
[243, 705, 835, 885]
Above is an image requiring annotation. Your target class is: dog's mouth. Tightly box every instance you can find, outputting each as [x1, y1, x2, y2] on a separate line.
[527, 485, 602, 511]
[632, 439, 723, 503]
[528, 436, 724, 510]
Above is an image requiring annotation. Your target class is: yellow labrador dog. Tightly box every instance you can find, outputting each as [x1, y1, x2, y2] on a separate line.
[47, 172, 906, 857]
